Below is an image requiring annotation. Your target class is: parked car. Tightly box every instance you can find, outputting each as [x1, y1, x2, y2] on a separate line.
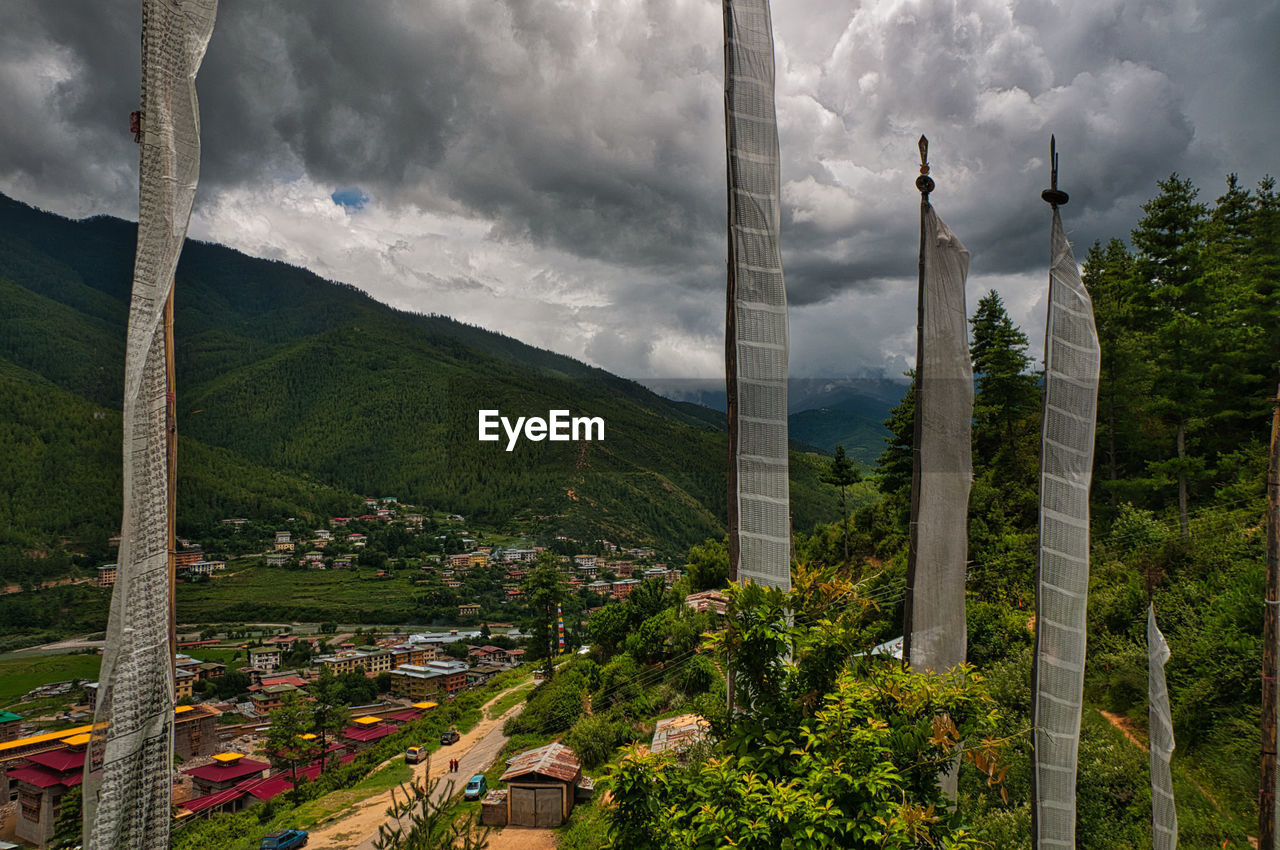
[464, 774, 487, 801]
[440, 728, 461, 745]
[260, 829, 308, 850]
[406, 745, 427, 764]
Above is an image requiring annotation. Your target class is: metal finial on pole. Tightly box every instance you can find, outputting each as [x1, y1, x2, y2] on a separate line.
[916, 134, 935, 199]
[1042, 135, 1069, 207]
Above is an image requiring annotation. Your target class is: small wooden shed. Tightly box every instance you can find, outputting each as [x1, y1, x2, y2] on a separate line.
[498, 742, 582, 828]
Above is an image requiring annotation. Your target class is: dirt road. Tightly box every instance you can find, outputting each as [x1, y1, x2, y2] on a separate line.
[308, 687, 528, 850]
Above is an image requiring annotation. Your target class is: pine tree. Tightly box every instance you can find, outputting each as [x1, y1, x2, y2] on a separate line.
[1130, 174, 1209, 536]
[821, 445, 861, 563]
[875, 373, 915, 510]
[969, 290, 1040, 481]
[1082, 238, 1153, 514]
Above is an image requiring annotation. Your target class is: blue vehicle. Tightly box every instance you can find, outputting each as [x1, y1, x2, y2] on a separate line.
[464, 773, 487, 801]
[260, 829, 308, 850]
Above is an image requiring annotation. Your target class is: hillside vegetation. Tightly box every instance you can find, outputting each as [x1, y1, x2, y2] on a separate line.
[0, 191, 841, 584]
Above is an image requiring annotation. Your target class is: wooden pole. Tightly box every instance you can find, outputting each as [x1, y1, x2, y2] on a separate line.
[723, 3, 739, 716]
[165, 291, 177, 687]
[1261, 378, 1280, 848]
[902, 135, 933, 668]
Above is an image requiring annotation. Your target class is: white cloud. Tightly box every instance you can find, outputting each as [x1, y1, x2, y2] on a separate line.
[1, 0, 1274, 382]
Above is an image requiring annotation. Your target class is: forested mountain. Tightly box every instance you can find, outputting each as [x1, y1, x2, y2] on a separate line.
[0, 192, 840, 584]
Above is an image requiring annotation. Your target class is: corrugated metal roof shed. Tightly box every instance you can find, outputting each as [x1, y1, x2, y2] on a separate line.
[500, 742, 581, 783]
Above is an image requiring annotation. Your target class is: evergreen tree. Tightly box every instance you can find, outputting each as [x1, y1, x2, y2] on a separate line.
[520, 553, 569, 673]
[876, 372, 915, 506]
[964, 293, 1041, 597]
[1082, 238, 1153, 514]
[969, 290, 1040, 468]
[308, 671, 350, 771]
[264, 691, 321, 781]
[820, 445, 861, 563]
[1130, 174, 1210, 536]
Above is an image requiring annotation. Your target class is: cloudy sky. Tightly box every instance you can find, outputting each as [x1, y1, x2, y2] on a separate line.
[1, 0, 1275, 385]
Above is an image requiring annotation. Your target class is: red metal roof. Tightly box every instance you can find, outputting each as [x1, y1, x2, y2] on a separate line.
[7, 764, 83, 789]
[384, 709, 422, 723]
[182, 772, 295, 813]
[341, 723, 394, 743]
[182, 757, 270, 783]
[500, 742, 581, 783]
[26, 748, 86, 772]
[243, 774, 293, 801]
[180, 787, 243, 813]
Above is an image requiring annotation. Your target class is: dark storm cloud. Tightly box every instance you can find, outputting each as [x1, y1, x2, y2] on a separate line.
[1, 0, 1274, 377]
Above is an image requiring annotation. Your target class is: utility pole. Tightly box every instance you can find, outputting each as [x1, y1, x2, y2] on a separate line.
[1262, 376, 1280, 848]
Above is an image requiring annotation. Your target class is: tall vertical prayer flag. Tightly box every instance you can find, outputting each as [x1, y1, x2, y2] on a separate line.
[84, 2, 216, 847]
[723, 0, 791, 592]
[1031, 144, 1101, 849]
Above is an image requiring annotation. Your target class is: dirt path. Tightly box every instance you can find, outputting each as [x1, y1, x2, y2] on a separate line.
[484, 827, 558, 849]
[1097, 707, 1237, 831]
[1097, 709, 1146, 751]
[308, 686, 528, 850]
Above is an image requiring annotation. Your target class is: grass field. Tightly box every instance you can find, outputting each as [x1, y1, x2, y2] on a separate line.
[176, 565, 426, 623]
[0, 652, 100, 707]
[485, 682, 534, 720]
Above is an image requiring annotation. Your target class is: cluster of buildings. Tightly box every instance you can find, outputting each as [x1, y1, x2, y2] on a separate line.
[0, 704, 223, 848]
[174, 701, 439, 820]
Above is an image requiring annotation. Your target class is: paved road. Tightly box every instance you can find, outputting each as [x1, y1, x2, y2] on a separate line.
[351, 701, 526, 850]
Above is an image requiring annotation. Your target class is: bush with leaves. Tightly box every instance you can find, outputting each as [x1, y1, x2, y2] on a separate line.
[605, 576, 1007, 849]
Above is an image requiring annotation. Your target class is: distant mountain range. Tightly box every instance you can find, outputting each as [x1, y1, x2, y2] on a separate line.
[645, 377, 903, 462]
[0, 192, 845, 570]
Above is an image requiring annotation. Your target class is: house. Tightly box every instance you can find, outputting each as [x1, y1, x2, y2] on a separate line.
[390, 645, 433, 668]
[586, 580, 611, 595]
[610, 561, 635, 577]
[459, 603, 482, 618]
[466, 665, 503, 688]
[611, 579, 640, 599]
[265, 553, 290, 567]
[249, 683, 300, 714]
[5, 731, 89, 848]
[340, 716, 396, 751]
[175, 547, 205, 568]
[573, 555, 597, 568]
[348, 533, 367, 547]
[388, 665, 444, 701]
[174, 704, 222, 759]
[274, 532, 293, 552]
[684, 590, 728, 617]
[249, 647, 283, 671]
[187, 560, 226, 576]
[175, 667, 196, 701]
[304, 551, 325, 567]
[96, 564, 118, 587]
[0, 711, 23, 744]
[649, 714, 710, 755]
[493, 743, 584, 828]
[183, 752, 270, 797]
[425, 660, 469, 696]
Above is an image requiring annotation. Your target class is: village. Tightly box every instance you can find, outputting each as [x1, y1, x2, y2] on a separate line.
[0, 499, 701, 848]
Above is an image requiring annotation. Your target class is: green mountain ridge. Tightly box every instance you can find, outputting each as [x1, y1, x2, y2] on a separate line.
[0, 192, 840, 581]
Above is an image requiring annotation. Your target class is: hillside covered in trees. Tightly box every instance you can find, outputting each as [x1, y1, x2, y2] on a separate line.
[0, 192, 844, 585]
[524, 172, 1277, 849]
[792, 172, 1278, 847]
